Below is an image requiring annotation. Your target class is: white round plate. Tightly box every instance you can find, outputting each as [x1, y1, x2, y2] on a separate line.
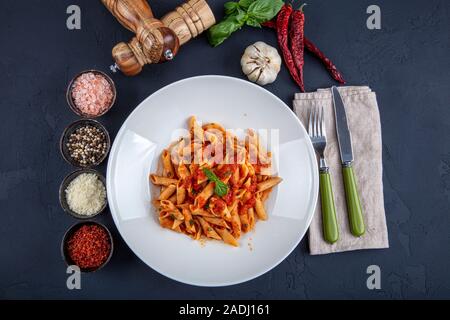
[107, 76, 318, 287]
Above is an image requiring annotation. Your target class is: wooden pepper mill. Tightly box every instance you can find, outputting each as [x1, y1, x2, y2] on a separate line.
[101, 0, 216, 76]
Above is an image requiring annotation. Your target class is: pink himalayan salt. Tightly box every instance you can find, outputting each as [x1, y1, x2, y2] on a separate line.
[71, 72, 114, 116]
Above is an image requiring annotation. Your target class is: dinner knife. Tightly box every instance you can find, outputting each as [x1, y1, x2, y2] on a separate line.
[331, 86, 365, 237]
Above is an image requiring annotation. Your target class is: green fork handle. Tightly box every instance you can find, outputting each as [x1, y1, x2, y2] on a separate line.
[342, 165, 365, 237]
[319, 170, 339, 243]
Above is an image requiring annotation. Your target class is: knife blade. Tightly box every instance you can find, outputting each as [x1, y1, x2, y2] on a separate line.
[331, 86, 365, 237]
[331, 86, 353, 165]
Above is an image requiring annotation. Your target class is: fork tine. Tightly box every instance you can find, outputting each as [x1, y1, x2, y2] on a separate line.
[314, 107, 319, 138]
[320, 106, 325, 138]
[317, 106, 322, 137]
[308, 108, 313, 136]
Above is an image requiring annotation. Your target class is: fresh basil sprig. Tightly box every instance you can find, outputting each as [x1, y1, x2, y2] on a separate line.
[202, 168, 229, 197]
[208, 0, 284, 47]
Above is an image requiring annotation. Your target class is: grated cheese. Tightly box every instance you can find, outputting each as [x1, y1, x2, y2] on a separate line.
[66, 173, 106, 216]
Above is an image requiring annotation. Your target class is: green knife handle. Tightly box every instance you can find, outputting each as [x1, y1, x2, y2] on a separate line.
[319, 170, 339, 244]
[342, 165, 365, 237]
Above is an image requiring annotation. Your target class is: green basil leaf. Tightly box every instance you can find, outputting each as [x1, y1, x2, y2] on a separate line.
[202, 168, 229, 197]
[234, 7, 248, 24]
[202, 168, 216, 181]
[224, 1, 239, 15]
[207, 14, 245, 47]
[215, 181, 229, 197]
[238, 0, 256, 10]
[247, 0, 284, 23]
[246, 16, 261, 28]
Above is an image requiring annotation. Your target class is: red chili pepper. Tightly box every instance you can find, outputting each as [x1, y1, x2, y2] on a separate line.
[304, 37, 346, 84]
[276, 4, 303, 90]
[263, 17, 346, 85]
[289, 4, 307, 92]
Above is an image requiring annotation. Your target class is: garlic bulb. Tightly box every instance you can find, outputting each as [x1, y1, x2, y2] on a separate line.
[241, 41, 281, 86]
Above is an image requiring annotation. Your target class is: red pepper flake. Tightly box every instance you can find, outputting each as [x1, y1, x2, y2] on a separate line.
[67, 224, 111, 269]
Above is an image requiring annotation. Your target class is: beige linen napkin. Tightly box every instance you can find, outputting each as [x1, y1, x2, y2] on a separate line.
[294, 86, 389, 255]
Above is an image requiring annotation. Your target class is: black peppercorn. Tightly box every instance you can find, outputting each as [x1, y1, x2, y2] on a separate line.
[67, 125, 108, 166]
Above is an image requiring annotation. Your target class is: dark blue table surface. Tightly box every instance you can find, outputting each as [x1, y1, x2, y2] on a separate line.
[1, 0, 449, 299]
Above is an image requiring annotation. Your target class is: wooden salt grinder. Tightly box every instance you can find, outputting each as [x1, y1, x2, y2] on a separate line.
[101, 0, 216, 76]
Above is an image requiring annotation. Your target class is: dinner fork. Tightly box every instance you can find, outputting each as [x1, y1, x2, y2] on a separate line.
[308, 106, 339, 244]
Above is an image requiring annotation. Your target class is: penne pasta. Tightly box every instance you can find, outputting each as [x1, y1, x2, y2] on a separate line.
[247, 163, 256, 176]
[172, 218, 183, 230]
[181, 207, 196, 233]
[255, 197, 267, 220]
[230, 205, 241, 238]
[248, 207, 256, 230]
[235, 188, 246, 199]
[192, 220, 202, 240]
[228, 200, 239, 214]
[150, 174, 178, 186]
[189, 206, 216, 217]
[257, 177, 283, 193]
[238, 164, 248, 185]
[168, 193, 177, 204]
[150, 117, 282, 247]
[240, 213, 250, 233]
[204, 217, 229, 228]
[232, 165, 240, 184]
[189, 116, 204, 143]
[159, 184, 176, 200]
[260, 187, 272, 203]
[197, 217, 221, 240]
[159, 217, 173, 230]
[177, 163, 190, 179]
[160, 200, 184, 220]
[193, 182, 214, 208]
[222, 206, 232, 222]
[176, 180, 186, 205]
[162, 149, 175, 178]
[215, 228, 238, 247]
[242, 192, 252, 204]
